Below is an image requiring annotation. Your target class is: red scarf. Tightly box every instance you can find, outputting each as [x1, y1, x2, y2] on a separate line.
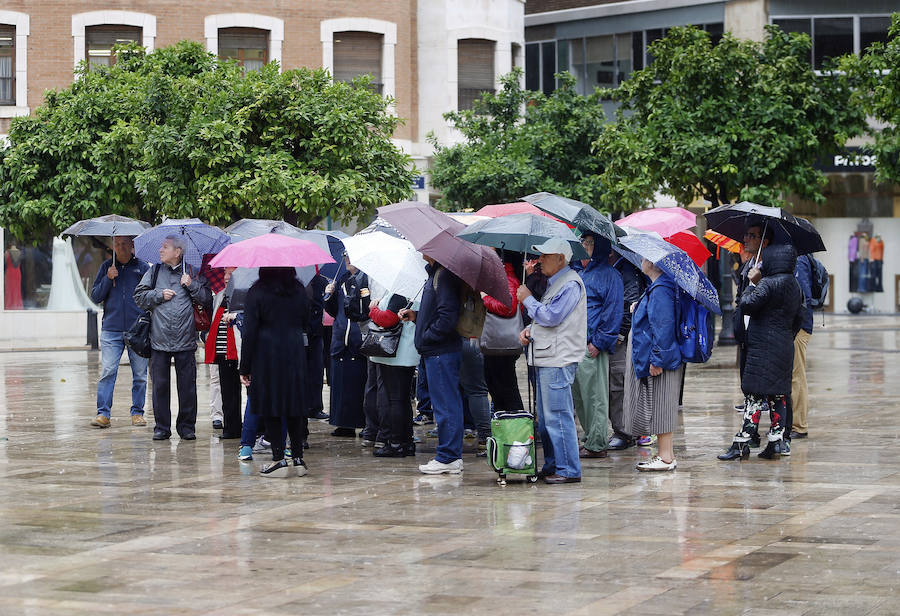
[204, 304, 238, 363]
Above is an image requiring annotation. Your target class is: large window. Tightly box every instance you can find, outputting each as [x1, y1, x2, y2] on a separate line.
[219, 27, 268, 73]
[85, 25, 141, 69]
[458, 38, 495, 110]
[525, 40, 556, 95]
[772, 15, 892, 69]
[333, 31, 383, 94]
[0, 26, 13, 105]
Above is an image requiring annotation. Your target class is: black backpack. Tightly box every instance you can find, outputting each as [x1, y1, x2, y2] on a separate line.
[805, 256, 828, 310]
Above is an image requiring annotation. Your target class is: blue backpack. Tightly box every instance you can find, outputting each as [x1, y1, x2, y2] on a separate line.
[674, 288, 715, 363]
[805, 256, 829, 310]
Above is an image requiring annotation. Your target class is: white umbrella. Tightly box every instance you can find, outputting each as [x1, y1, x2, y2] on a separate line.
[341, 231, 427, 299]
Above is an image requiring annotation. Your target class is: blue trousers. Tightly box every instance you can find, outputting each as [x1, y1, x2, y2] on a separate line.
[97, 329, 148, 417]
[423, 352, 463, 463]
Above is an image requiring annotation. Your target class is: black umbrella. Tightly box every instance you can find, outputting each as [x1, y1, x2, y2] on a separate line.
[703, 201, 825, 255]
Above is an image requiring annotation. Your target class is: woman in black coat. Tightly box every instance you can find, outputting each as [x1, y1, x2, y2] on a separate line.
[719, 244, 802, 461]
[240, 267, 310, 477]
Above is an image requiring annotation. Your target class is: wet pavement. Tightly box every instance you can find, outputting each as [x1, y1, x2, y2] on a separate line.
[0, 314, 899, 615]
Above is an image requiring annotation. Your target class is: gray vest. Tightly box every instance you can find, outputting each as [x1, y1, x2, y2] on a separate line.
[528, 267, 587, 367]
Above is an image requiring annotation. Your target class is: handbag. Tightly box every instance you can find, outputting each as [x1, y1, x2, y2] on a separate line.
[359, 322, 403, 358]
[480, 309, 525, 356]
[193, 303, 211, 332]
[124, 264, 160, 359]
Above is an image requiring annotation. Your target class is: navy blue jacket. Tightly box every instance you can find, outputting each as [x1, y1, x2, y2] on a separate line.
[573, 250, 623, 354]
[413, 263, 462, 357]
[91, 256, 149, 333]
[631, 274, 682, 379]
[324, 270, 370, 357]
[794, 255, 814, 334]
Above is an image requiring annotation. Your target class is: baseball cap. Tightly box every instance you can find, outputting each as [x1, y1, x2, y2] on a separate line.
[531, 237, 573, 261]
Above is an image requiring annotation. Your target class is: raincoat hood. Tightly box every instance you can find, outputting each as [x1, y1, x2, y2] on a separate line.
[761, 244, 797, 276]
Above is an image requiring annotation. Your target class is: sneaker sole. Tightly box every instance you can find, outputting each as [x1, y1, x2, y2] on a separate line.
[636, 464, 677, 472]
[419, 468, 462, 475]
[294, 467, 309, 477]
[260, 465, 291, 478]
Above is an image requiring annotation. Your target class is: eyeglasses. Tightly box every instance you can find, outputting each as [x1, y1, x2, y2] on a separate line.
[743, 232, 760, 240]
[580, 237, 594, 245]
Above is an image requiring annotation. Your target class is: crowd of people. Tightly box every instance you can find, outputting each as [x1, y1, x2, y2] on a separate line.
[89, 220, 815, 482]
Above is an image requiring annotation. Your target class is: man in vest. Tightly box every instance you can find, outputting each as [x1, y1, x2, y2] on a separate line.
[517, 238, 588, 484]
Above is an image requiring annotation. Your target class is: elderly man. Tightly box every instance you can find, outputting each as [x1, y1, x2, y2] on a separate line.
[572, 233, 623, 458]
[134, 235, 211, 441]
[517, 238, 587, 484]
[90, 236, 150, 428]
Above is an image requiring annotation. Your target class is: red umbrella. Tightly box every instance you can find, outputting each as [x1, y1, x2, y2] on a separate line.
[665, 231, 712, 267]
[209, 234, 335, 268]
[476, 202, 573, 227]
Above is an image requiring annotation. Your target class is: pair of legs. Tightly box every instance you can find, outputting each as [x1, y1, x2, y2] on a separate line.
[460, 340, 491, 441]
[263, 415, 307, 462]
[421, 352, 464, 464]
[150, 349, 197, 438]
[377, 364, 415, 452]
[217, 359, 242, 438]
[97, 329, 148, 418]
[535, 364, 582, 479]
[483, 354, 524, 413]
[573, 350, 610, 453]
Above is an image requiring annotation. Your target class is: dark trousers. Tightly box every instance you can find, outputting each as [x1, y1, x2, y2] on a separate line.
[217, 359, 242, 438]
[361, 360, 385, 441]
[306, 335, 325, 417]
[608, 341, 629, 437]
[379, 364, 415, 446]
[264, 415, 307, 462]
[483, 354, 524, 413]
[416, 356, 432, 414]
[150, 349, 197, 437]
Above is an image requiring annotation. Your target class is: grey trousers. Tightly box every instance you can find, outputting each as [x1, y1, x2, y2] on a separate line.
[608, 340, 630, 438]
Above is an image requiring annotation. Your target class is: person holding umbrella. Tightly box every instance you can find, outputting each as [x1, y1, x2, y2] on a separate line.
[134, 235, 212, 440]
[516, 238, 587, 484]
[89, 235, 150, 428]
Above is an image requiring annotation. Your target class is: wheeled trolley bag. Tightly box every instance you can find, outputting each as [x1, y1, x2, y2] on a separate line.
[486, 411, 538, 485]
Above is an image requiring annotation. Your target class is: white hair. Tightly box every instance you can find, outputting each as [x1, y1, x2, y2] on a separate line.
[164, 235, 186, 254]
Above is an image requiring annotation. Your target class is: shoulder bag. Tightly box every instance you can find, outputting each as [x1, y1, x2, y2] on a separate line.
[124, 264, 160, 358]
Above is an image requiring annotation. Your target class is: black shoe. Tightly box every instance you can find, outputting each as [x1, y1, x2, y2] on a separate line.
[750, 432, 761, 448]
[758, 441, 780, 459]
[302, 440, 310, 450]
[212, 419, 224, 430]
[734, 403, 745, 411]
[331, 427, 356, 437]
[152, 428, 170, 440]
[180, 430, 196, 441]
[373, 444, 405, 458]
[789, 431, 808, 439]
[401, 442, 416, 457]
[260, 459, 290, 477]
[717, 441, 750, 460]
[608, 435, 634, 450]
[309, 411, 329, 420]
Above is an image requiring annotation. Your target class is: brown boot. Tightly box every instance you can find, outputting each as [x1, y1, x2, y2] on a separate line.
[90, 415, 110, 428]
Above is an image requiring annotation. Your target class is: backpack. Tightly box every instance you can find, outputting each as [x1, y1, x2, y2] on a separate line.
[674, 287, 715, 364]
[806, 256, 828, 310]
[432, 268, 486, 339]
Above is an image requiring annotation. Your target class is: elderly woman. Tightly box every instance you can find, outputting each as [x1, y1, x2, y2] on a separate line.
[719, 244, 802, 461]
[623, 259, 683, 472]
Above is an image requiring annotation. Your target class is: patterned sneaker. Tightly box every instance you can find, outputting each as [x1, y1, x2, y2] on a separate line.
[413, 413, 434, 426]
[292, 458, 309, 477]
[418, 458, 463, 475]
[259, 459, 291, 477]
[252, 436, 271, 452]
[637, 435, 657, 446]
[779, 441, 791, 456]
[238, 446, 253, 461]
[636, 456, 677, 472]
[463, 428, 477, 440]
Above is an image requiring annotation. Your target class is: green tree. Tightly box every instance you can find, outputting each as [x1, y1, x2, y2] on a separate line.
[594, 25, 867, 210]
[0, 41, 415, 241]
[429, 69, 608, 210]
[840, 13, 900, 185]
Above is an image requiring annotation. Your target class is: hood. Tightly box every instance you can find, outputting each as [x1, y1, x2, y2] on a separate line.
[761, 244, 797, 276]
[574, 236, 612, 271]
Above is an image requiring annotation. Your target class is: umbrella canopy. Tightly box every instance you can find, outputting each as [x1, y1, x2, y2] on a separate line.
[475, 202, 572, 226]
[617, 207, 696, 238]
[209, 234, 335, 269]
[356, 217, 405, 239]
[703, 201, 825, 255]
[377, 201, 511, 304]
[704, 229, 743, 255]
[619, 231, 721, 314]
[342, 231, 428, 299]
[62, 214, 152, 238]
[225, 219, 345, 278]
[666, 231, 712, 268]
[135, 218, 230, 269]
[522, 191, 622, 243]
[456, 213, 588, 260]
[446, 212, 491, 225]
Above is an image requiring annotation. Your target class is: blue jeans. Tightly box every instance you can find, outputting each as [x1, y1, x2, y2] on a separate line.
[535, 364, 582, 478]
[240, 399, 262, 448]
[97, 329, 148, 417]
[423, 352, 463, 463]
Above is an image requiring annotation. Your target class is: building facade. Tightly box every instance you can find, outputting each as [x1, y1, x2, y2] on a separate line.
[0, 0, 524, 348]
[526, 0, 900, 314]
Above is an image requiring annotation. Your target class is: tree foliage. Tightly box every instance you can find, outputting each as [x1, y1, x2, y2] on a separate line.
[0, 41, 415, 240]
[840, 13, 900, 185]
[429, 70, 608, 210]
[594, 25, 867, 209]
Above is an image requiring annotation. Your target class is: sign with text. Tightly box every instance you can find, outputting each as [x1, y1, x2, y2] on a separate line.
[816, 147, 877, 173]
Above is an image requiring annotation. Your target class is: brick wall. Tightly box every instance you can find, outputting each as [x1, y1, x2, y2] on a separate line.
[1, 0, 416, 140]
[525, 0, 632, 15]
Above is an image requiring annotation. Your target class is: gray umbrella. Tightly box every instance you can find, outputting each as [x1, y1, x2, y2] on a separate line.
[522, 192, 623, 243]
[62, 214, 152, 239]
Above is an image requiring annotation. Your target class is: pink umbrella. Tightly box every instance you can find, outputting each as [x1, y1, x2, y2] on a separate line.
[209, 234, 335, 268]
[476, 202, 573, 227]
[617, 207, 696, 237]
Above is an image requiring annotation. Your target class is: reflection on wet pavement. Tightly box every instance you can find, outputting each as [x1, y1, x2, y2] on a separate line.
[0, 315, 898, 615]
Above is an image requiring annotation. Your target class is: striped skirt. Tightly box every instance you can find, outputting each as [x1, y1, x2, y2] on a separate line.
[623, 333, 683, 436]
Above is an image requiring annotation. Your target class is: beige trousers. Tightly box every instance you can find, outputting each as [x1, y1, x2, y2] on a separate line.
[791, 329, 811, 433]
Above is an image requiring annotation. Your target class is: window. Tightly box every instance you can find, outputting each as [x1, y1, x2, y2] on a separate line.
[219, 27, 268, 73]
[0, 26, 13, 105]
[861, 16, 891, 54]
[814, 18, 853, 70]
[525, 41, 558, 95]
[333, 31, 383, 94]
[85, 25, 141, 69]
[458, 38, 495, 110]
[511, 42, 521, 70]
[772, 15, 893, 67]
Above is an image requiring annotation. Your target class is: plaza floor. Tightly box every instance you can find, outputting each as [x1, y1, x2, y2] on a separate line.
[0, 314, 899, 615]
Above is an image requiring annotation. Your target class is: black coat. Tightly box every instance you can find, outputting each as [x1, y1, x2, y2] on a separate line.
[739, 244, 803, 396]
[414, 263, 461, 357]
[239, 281, 309, 417]
[324, 270, 370, 357]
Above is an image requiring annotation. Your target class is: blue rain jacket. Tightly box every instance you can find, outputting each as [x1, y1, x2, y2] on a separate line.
[573, 249, 623, 354]
[631, 274, 682, 378]
[91, 256, 150, 333]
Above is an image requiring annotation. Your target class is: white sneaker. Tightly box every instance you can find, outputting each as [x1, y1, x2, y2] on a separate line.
[252, 436, 271, 453]
[418, 458, 463, 475]
[636, 456, 677, 472]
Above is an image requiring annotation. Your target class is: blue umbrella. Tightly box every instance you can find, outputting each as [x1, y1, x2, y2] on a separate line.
[619, 230, 721, 315]
[134, 218, 230, 270]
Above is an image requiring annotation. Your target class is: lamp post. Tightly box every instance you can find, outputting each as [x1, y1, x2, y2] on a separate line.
[718, 252, 736, 346]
